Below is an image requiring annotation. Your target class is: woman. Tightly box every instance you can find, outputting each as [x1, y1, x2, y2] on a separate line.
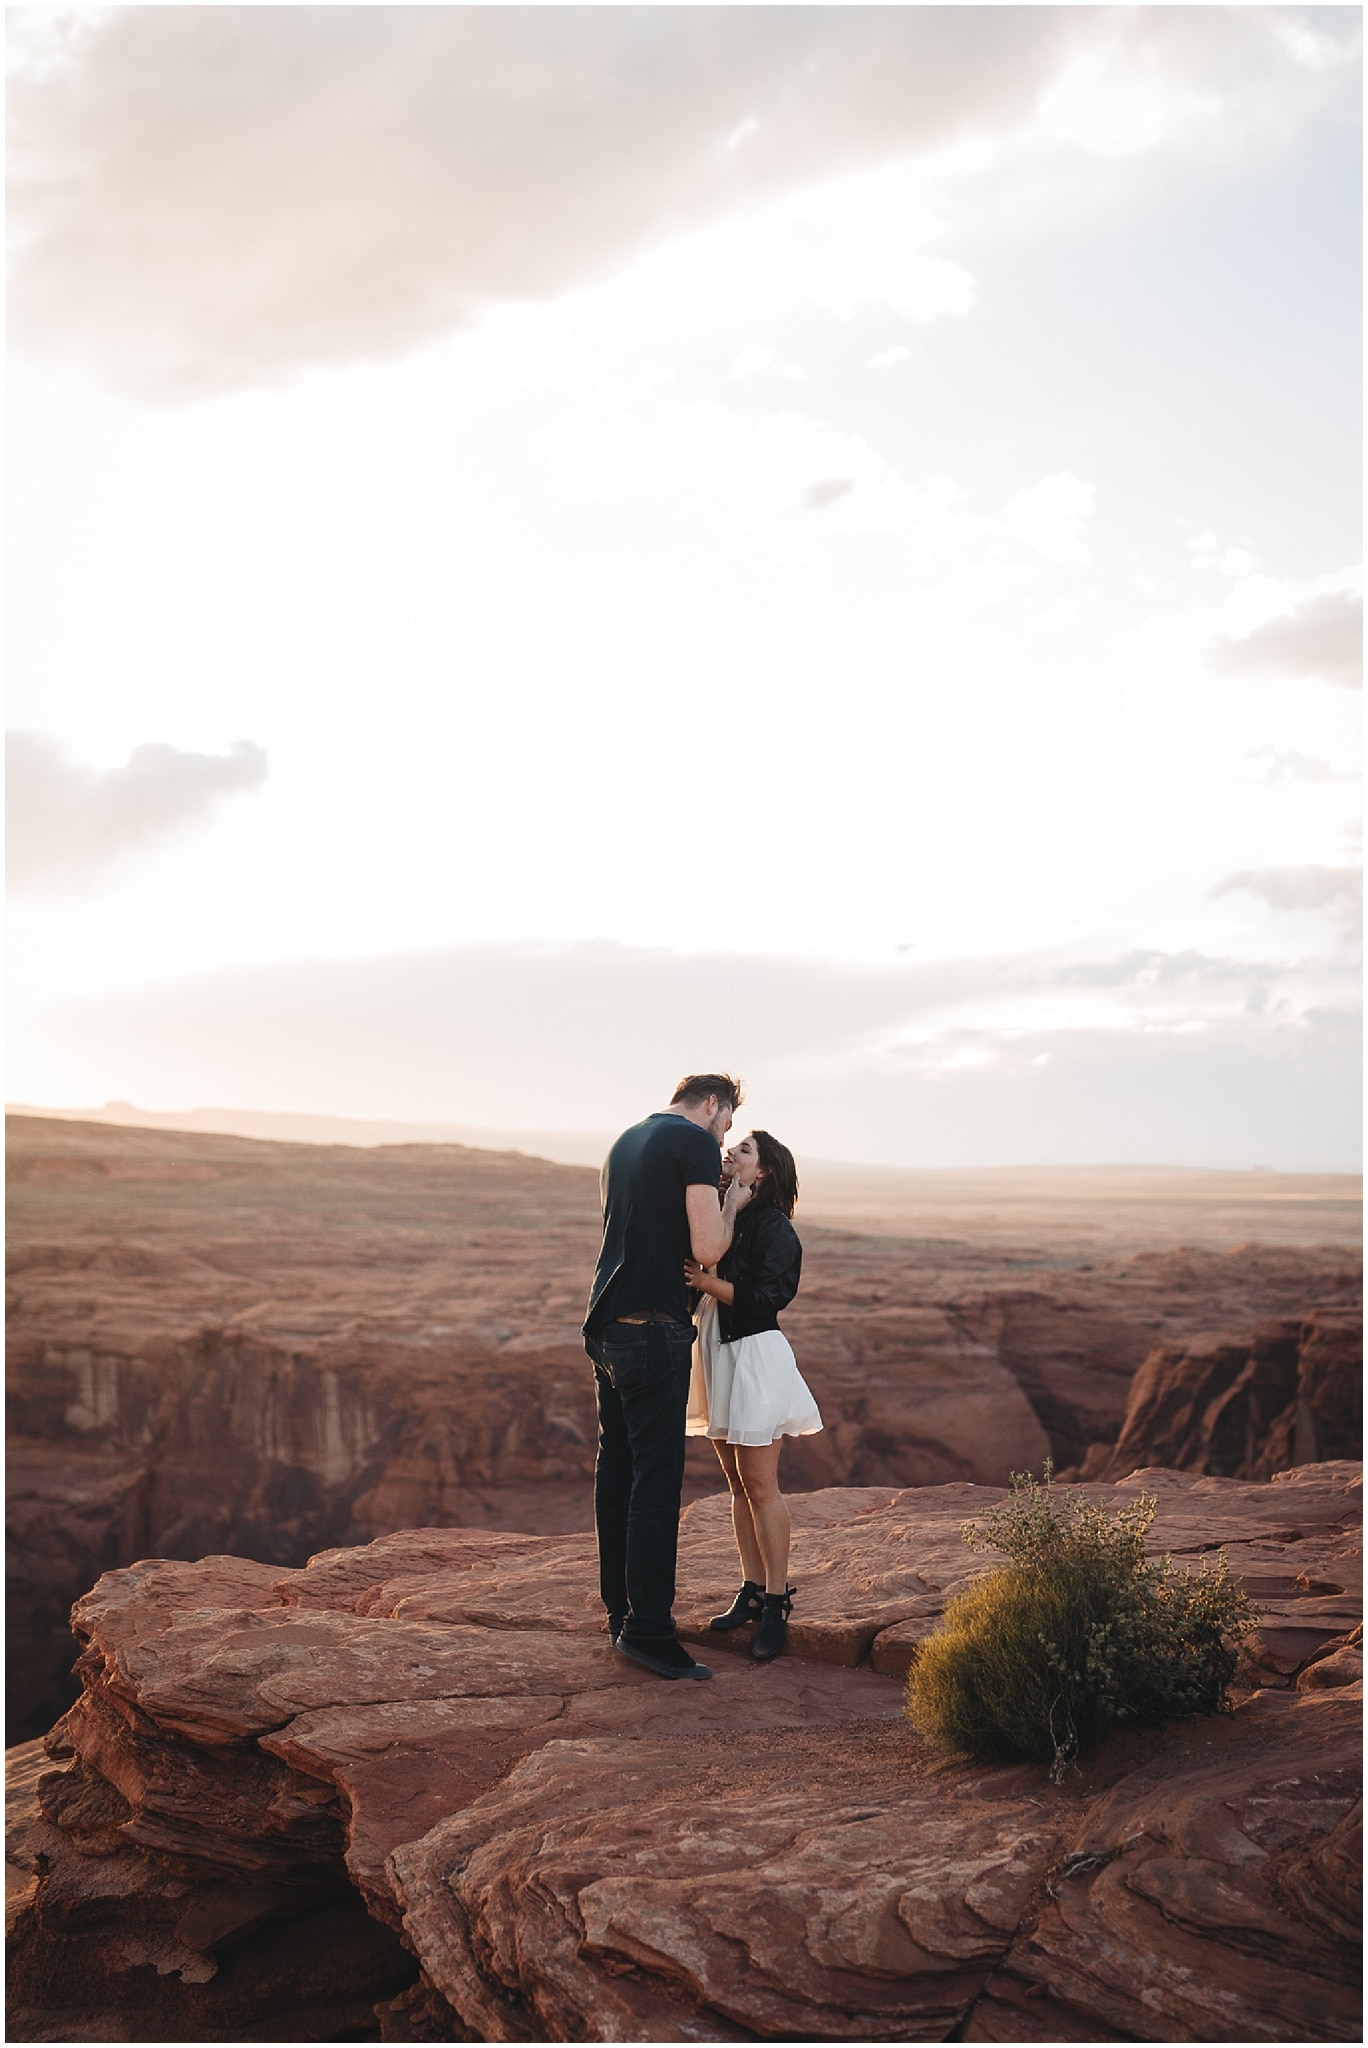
[684, 1129, 822, 1662]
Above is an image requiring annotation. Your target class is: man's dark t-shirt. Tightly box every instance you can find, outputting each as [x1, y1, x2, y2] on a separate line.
[583, 1113, 722, 1334]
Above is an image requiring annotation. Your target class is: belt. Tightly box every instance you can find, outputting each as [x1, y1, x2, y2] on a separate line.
[610, 1310, 684, 1326]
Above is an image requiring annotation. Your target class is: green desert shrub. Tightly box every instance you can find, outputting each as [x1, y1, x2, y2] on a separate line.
[905, 1465, 1257, 1782]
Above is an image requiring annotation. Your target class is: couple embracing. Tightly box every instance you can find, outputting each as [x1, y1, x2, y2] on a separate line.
[582, 1074, 823, 1681]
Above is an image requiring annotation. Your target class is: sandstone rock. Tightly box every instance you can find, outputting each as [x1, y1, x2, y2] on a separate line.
[9, 1467, 1361, 2040]
[6, 1737, 48, 1934]
[971, 1691, 1361, 2043]
[1281, 1795, 1362, 1946]
[1079, 1312, 1362, 1485]
[958, 1251, 1360, 1473]
[389, 1695, 1361, 2045]
[265, 1651, 901, 1926]
[948, 1291, 1153, 1471]
[6, 1440, 152, 1738]
[1265, 1312, 1364, 1471]
[390, 1723, 1062, 2041]
[1298, 1646, 1363, 1691]
[6, 1811, 417, 2044]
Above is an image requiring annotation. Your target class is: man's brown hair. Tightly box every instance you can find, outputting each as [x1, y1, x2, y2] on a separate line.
[670, 1072, 745, 1111]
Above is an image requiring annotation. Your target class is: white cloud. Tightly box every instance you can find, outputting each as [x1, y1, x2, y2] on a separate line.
[801, 478, 856, 513]
[1037, 50, 1174, 158]
[579, 159, 977, 347]
[1118, 566, 1363, 729]
[7, 730, 267, 894]
[1253, 750, 1359, 787]
[5, 7, 1067, 393]
[535, 396, 908, 546]
[1273, 16, 1361, 75]
[1213, 590, 1363, 690]
[538, 391, 1104, 581]
[1002, 474, 1096, 566]
[10, 7, 1350, 396]
[728, 345, 799, 383]
[1211, 864, 1362, 929]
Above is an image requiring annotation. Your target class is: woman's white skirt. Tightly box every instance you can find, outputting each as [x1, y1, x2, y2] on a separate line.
[686, 1295, 824, 1447]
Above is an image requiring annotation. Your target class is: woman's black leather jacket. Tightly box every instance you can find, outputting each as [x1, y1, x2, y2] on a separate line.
[714, 1202, 802, 1343]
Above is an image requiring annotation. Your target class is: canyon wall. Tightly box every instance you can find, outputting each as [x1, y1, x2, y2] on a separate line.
[1078, 1310, 1362, 1483]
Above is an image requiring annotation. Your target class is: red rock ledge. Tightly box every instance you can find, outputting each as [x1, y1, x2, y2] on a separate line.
[7, 1464, 1362, 2042]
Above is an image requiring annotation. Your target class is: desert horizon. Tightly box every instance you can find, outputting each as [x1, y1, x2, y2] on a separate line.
[12, 1091, 1366, 1181]
[10, 1096, 1362, 1251]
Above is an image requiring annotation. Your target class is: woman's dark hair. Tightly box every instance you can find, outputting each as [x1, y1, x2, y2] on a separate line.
[749, 1130, 799, 1217]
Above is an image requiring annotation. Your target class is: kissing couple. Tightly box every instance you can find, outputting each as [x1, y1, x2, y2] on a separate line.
[582, 1073, 823, 1680]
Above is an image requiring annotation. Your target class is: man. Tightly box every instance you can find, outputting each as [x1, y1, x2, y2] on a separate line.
[583, 1073, 749, 1680]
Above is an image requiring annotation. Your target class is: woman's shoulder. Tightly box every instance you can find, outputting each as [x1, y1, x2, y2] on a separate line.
[748, 1203, 800, 1245]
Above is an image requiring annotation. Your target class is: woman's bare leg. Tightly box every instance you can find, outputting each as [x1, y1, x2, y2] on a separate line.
[735, 1442, 791, 1593]
[713, 1441, 764, 1584]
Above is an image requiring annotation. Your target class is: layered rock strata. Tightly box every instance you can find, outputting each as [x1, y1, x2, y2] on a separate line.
[1078, 1311, 1362, 1483]
[8, 1464, 1361, 2042]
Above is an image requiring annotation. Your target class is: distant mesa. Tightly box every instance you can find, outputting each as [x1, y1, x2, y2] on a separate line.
[5, 1099, 619, 1168]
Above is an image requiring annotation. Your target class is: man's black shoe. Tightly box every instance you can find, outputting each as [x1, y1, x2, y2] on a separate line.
[616, 1636, 712, 1681]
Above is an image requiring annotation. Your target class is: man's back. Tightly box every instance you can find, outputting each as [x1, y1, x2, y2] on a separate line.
[584, 1112, 722, 1333]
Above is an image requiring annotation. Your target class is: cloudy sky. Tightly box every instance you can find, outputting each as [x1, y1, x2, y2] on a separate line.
[7, 5, 1362, 1168]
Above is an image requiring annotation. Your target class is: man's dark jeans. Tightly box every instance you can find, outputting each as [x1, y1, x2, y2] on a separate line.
[586, 1317, 695, 1646]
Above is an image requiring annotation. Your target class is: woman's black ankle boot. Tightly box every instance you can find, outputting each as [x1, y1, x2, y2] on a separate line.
[710, 1580, 764, 1631]
[751, 1587, 794, 1662]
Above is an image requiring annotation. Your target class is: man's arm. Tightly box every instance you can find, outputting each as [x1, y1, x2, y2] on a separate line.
[685, 1180, 748, 1266]
[684, 1259, 735, 1303]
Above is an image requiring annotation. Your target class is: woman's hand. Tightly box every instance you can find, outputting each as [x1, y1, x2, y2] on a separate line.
[685, 1259, 734, 1305]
